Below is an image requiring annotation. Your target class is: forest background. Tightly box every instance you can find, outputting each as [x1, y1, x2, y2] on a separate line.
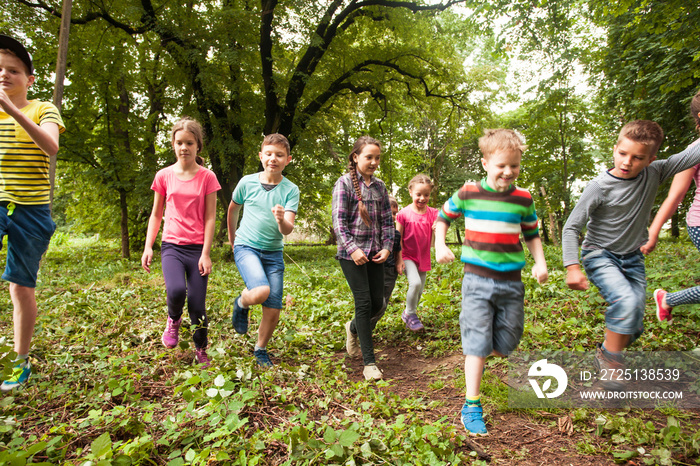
[2, 0, 699, 253]
[1, 0, 700, 464]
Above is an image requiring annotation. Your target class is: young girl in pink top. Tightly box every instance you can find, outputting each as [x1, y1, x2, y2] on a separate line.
[141, 117, 221, 367]
[397, 174, 439, 331]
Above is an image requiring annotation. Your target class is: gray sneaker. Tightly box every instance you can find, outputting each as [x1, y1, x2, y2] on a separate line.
[594, 343, 625, 391]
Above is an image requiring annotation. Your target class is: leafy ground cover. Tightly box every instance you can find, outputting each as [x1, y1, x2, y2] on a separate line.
[0, 233, 700, 464]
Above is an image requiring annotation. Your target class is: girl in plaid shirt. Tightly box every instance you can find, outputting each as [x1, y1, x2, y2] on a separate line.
[332, 136, 394, 381]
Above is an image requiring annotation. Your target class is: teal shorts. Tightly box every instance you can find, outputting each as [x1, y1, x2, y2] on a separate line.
[0, 203, 55, 288]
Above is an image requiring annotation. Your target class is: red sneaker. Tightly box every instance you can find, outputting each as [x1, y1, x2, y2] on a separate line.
[653, 289, 673, 322]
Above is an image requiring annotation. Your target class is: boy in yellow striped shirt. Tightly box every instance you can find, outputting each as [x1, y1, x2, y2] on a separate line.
[0, 35, 65, 391]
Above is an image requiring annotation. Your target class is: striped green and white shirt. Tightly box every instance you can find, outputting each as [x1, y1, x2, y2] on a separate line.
[438, 179, 539, 281]
[0, 100, 65, 205]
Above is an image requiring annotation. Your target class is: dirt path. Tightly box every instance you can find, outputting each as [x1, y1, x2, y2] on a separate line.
[341, 344, 615, 465]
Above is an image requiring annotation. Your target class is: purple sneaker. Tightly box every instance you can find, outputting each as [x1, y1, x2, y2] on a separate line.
[402, 311, 424, 332]
[161, 316, 182, 348]
[195, 347, 211, 368]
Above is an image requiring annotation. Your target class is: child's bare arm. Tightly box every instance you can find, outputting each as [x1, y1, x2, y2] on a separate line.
[435, 221, 455, 264]
[524, 236, 548, 284]
[642, 167, 695, 254]
[142, 192, 165, 273]
[227, 201, 242, 248]
[0, 92, 59, 156]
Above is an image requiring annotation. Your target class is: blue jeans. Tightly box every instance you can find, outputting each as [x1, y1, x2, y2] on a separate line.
[459, 272, 525, 357]
[0, 203, 55, 288]
[233, 245, 285, 309]
[582, 248, 645, 343]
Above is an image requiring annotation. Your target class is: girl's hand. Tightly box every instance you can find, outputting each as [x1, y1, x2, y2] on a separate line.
[372, 249, 390, 264]
[396, 259, 405, 275]
[350, 248, 368, 265]
[141, 248, 153, 273]
[199, 255, 212, 276]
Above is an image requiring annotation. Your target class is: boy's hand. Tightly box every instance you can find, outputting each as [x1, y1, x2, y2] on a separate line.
[531, 264, 548, 284]
[271, 204, 285, 224]
[565, 265, 589, 290]
[0, 89, 17, 114]
[141, 248, 153, 273]
[436, 244, 455, 264]
[640, 237, 657, 255]
[372, 249, 390, 264]
[396, 257, 405, 274]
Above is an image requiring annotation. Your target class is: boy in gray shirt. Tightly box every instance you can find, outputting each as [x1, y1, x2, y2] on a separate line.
[563, 120, 700, 390]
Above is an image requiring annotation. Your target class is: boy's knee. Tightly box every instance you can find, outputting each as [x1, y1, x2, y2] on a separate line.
[246, 286, 271, 304]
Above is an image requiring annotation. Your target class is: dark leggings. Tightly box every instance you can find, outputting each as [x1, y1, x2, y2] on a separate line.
[339, 259, 385, 365]
[161, 242, 208, 349]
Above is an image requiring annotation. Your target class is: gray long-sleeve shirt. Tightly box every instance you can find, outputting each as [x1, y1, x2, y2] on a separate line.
[562, 141, 700, 266]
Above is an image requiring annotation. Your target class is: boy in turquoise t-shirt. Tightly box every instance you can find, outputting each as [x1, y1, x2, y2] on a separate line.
[226, 133, 300, 366]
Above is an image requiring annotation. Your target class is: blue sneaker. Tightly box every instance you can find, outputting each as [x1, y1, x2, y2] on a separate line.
[232, 295, 249, 334]
[1, 360, 31, 393]
[254, 348, 274, 367]
[461, 403, 488, 436]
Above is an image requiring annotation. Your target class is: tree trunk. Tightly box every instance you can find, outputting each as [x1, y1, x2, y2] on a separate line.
[671, 212, 680, 237]
[119, 188, 130, 259]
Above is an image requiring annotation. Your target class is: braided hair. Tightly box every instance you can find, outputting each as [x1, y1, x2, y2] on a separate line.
[347, 136, 381, 227]
[691, 89, 700, 133]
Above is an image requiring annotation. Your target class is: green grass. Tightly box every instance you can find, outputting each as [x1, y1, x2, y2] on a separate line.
[0, 236, 699, 464]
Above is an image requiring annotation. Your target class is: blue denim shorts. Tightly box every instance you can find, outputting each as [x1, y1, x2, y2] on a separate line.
[459, 272, 525, 357]
[581, 248, 645, 341]
[0, 203, 56, 288]
[233, 244, 285, 309]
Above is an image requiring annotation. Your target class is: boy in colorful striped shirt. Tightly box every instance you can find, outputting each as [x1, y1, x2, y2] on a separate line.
[435, 129, 548, 436]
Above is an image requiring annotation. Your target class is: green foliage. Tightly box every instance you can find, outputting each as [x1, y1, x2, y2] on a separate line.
[2, 0, 501, 249]
[0, 236, 698, 463]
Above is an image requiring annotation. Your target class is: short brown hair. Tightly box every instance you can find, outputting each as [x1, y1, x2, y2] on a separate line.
[262, 133, 290, 156]
[479, 129, 526, 158]
[617, 120, 664, 155]
[388, 195, 398, 209]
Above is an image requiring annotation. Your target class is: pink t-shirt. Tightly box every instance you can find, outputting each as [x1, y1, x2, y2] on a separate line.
[151, 165, 221, 245]
[397, 205, 439, 271]
[686, 140, 700, 227]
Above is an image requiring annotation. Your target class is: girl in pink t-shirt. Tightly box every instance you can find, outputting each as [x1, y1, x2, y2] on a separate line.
[141, 118, 221, 367]
[396, 174, 439, 331]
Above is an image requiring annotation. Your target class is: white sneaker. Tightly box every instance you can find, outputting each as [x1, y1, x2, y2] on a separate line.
[363, 364, 383, 381]
[345, 321, 361, 358]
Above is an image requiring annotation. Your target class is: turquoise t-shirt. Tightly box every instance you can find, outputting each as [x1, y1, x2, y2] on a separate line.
[232, 173, 300, 251]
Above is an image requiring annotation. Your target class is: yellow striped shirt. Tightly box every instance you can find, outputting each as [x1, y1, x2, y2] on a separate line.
[0, 100, 65, 205]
